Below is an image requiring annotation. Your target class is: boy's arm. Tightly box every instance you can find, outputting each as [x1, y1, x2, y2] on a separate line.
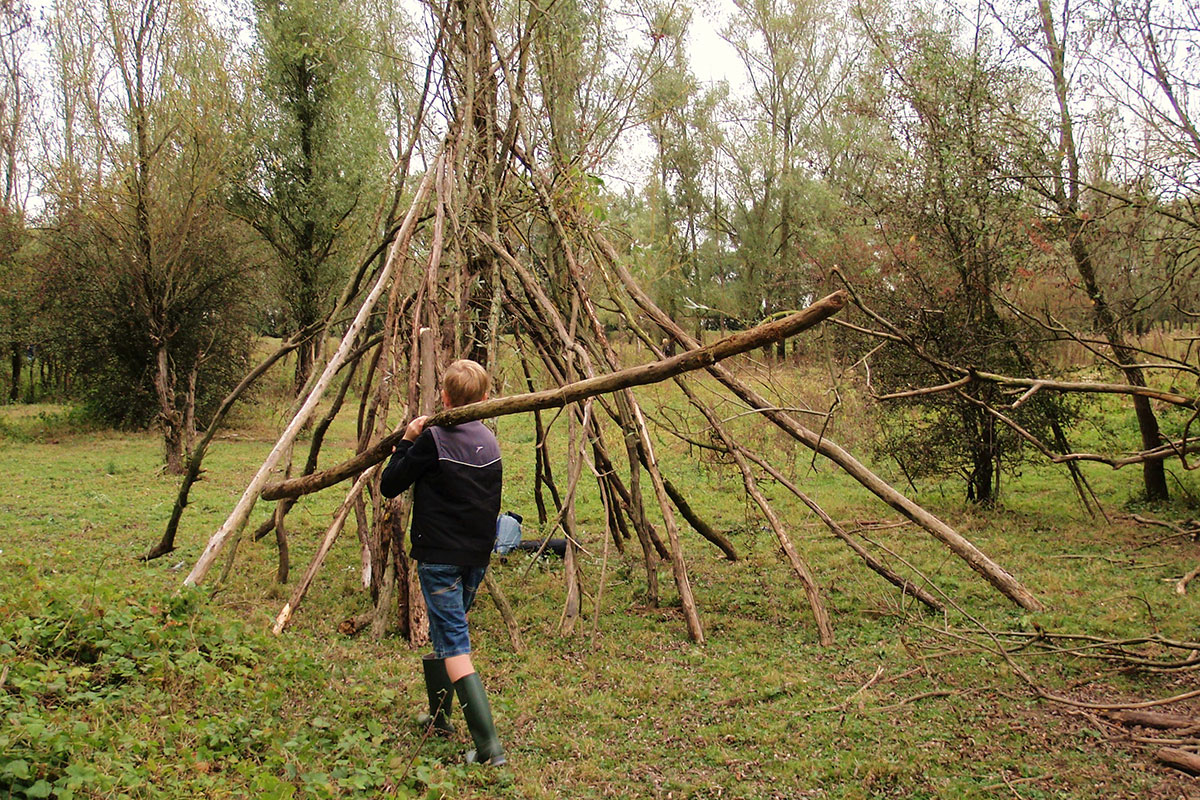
[380, 427, 437, 498]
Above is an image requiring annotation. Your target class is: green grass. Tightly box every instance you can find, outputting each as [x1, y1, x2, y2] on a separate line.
[1, 374, 1198, 799]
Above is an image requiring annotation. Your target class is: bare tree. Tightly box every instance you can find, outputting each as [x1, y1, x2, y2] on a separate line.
[0, 0, 32, 401]
[1009, 0, 1174, 500]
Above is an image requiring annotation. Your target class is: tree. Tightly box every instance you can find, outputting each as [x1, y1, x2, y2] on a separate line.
[41, 0, 256, 472]
[232, 0, 385, 394]
[846, 3, 1071, 504]
[1023, 0, 1172, 501]
[0, 0, 31, 401]
[1088, 0, 1200, 328]
[722, 0, 855, 343]
[639, 4, 731, 333]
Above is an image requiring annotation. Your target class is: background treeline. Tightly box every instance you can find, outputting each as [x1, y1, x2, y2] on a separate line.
[0, 0, 1196, 502]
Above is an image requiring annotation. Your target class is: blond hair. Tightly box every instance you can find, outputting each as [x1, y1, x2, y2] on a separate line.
[442, 359, 490, 407]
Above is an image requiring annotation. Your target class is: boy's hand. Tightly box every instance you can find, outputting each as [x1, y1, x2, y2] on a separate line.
[403, 415, 430, 442]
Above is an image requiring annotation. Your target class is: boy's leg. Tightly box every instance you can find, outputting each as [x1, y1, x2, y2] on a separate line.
[453, 671, 506, 766]
[419, 654, 456, 736]
[417, 563, 504, 765]
[444, 653, 475, 682]
[450, 566, 503, 765]
[443, 564, 487, 681]
[416, 564, 466, 737]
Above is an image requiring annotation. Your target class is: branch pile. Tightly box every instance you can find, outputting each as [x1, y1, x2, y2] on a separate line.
[162, 0, 1044, 645]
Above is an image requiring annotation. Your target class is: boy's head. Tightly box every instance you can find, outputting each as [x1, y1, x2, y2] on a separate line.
[441, 359, 490, 408]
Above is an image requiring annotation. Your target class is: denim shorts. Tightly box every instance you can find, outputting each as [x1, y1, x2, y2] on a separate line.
[417, 562, 487, 659]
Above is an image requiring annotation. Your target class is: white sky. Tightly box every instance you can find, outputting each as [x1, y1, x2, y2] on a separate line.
[688, 1, 742, 87]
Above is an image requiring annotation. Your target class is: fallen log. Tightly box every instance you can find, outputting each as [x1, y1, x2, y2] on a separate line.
[260, 290, 847, 501]
[1155, 747, 1200, 776]
[1108, 710, 1199, 730]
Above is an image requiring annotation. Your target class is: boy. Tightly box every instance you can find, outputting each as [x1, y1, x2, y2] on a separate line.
[380, 359, 506, 766]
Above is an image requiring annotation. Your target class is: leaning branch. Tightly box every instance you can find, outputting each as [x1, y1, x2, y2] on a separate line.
[878, 371, 1199, 411]
[598, 235, 1043, 612]
[260, 291, 848, 501]
[144, 325, 321, 561]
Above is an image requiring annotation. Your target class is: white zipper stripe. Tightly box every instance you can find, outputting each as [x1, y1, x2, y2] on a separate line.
[438, 457, 502, 468]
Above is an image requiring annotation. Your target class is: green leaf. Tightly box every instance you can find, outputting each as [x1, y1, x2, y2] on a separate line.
[24, 780, 53, 798]
[251, 773, 297, 800]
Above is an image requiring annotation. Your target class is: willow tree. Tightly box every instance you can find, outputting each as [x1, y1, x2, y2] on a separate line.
[232, 0, 386, 394]
[722, 0, 855, 346]
[0, 0, 32, 401]
[982, 0, 1174, 501]
[40, 0, 254, 473]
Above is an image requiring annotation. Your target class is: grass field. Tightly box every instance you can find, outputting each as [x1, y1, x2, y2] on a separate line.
[1, 369, 1198, 799]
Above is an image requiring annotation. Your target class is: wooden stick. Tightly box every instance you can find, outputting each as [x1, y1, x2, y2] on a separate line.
[1177, 563, 1200, 595]
[628, 390, 705, 644]
[615, 391, 662, 606]
[662, 477, 738, 561]
[272, 469, 375, 634]
[1108, 710, 1199, 730]
[484, 572, 524, 653]
[741, 449, 945, 614]
[673, 374, 833, 644]
[260, 290, 847, 501]
[1155, 747, 1200, 775]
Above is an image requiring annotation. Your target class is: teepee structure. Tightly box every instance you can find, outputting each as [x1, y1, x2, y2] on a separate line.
[169, 0, 1042, 646]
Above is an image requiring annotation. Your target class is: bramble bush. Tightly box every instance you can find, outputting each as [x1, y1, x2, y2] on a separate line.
[0, 577, 444, 799]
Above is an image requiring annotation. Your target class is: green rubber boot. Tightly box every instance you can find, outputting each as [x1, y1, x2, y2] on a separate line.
[417, 655, 456, 737]
[453, 672, 507, 766]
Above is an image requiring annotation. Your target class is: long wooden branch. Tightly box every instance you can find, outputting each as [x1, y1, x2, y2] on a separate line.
[144, 329, 309, 561]
[742, 449, 945, 613]
[678, 373, 834, 644]
[273, 467, 375, 634]
[878, 371, 1199, 411]
[260, 290, 847, 501]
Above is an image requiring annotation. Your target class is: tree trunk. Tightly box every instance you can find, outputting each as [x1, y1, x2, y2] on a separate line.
[1066, 228, 1168, 501]
[145, 336, 303, 561]
[294, 340, 315, 398]
[154, 343, 185, 475]
[9, 342, 19, 402]
[965, 406, 996, 506]
[1037, 0, 1168, 501]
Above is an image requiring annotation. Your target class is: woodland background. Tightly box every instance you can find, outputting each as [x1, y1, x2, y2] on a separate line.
[0, 0, 1197, 505]
[0, 0, 1198, 797]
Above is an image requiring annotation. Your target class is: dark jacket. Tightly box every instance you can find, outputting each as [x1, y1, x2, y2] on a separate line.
[379, 421, 502, 567]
